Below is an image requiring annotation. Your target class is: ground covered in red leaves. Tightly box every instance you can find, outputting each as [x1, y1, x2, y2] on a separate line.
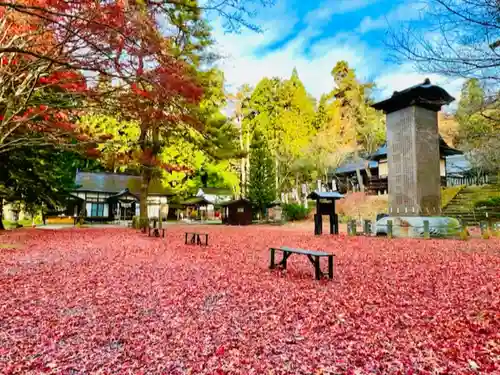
[0, 226, 499, 374]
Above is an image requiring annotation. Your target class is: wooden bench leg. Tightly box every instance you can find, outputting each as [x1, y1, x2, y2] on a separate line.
[269, 248, 276, 269]
[185, 233, 188, 244]
[314, 256, 321, 280]
[328, 255, 334, 279]
[278, 252, 292, 269]
[191, 233, 196, 244]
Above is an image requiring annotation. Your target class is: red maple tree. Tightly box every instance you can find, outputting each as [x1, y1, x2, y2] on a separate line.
[0, 0, 211, 222]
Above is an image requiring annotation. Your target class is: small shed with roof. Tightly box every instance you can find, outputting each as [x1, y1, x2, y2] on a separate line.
[220, 199, 253, 226]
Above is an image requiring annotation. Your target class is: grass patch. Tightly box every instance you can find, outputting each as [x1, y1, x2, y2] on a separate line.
[441, 185, 464, 208]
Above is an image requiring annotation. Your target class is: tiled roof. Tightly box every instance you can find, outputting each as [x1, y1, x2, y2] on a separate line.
[75, 172, 173, 196]
[199, 187, 233, 196]
[333, 135, 462, 175]
[181, 197, 213, 205]
[219, 198, 251, 206]
[334, 160, 378, 174]
[372, 78, 455, 113]
[308, 191, 344, 200]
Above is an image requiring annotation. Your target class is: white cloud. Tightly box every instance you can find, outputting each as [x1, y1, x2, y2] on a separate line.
[213, 23, 378, 98]
[210, 0, 462, 114]
[305, 0, 380, 24]
[357, 1, 425, 33]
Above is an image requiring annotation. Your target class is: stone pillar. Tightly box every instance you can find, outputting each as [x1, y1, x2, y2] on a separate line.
[386, 106, 441, 215]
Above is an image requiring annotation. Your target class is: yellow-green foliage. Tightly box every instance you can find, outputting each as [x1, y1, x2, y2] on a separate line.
[482, 229, 491, 240]
[459, 227, 470, 241]
[441, 186, 464, 208]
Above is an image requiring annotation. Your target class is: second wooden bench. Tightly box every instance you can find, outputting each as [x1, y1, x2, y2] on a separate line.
[269, 246, 334, 280]
[185, 232, 209, 246]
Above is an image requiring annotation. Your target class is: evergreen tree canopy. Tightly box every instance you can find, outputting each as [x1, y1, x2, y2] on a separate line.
[247, 130, 276, 217]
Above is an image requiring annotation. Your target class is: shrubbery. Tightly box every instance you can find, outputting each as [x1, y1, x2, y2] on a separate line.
[282, 203, 311, 221]
[474, 197, 500, 208]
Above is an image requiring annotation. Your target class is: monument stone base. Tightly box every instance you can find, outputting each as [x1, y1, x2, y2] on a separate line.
[383, 216, 461, 238]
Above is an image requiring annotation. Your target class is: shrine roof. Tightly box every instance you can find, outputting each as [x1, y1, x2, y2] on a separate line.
[372, 78, 455, 114]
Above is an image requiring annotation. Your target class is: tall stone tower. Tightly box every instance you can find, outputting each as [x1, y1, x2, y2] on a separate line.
[372, 79, 454, 216]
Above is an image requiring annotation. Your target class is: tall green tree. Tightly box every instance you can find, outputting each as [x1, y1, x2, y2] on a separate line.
[247, 70, 316, 197]
[248, 130, 276, 218]
[328, 61, 385, 191]
[231, 84, 253, 196]
[277, 69, 316, 194]
[313, 94, 329, 130]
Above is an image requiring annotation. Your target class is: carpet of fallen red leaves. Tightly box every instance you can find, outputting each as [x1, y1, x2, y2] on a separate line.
[0, 226, 499, 374]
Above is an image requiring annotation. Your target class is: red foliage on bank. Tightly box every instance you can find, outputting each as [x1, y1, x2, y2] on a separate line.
[0, 227, 498, 374]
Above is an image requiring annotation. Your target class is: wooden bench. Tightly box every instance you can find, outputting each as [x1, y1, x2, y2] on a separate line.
[269, 246, 334, 280]
[148, 227, 165, 238]
[185, 232, 208, 246]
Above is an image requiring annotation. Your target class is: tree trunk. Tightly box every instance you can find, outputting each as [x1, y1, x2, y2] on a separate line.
[354, 149, 365, 193]
[139, 168, 151, 230]
[355, 168, 365, 193]
[239, 117, 246, 197]
[275, 156, 279, 194]
[0, 199, 5, 230]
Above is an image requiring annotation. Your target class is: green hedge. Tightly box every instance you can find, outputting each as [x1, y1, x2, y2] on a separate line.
[282, 203, 311, 221]
[474, 197, 500, 208]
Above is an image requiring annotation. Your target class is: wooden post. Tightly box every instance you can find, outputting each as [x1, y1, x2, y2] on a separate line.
[329, 214, 335, 235]
[364, 220, 371, 235]
[423, 220, 430, 239]
[387, 220, 393, 239]
[269, 248, 275, 269]
[328, 255, 334, 279]
[314, 214, 323, 235]
[314, 256, 321, 280]
[281, 252, 288, 270]
[333, 214, 339, 235]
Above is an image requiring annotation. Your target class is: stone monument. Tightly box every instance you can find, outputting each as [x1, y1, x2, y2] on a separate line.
[372, 79, 460, 237]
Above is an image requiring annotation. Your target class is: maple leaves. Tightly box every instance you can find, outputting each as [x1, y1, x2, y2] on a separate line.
[0, 0, 204, 156]
[0, 227, 499, 374]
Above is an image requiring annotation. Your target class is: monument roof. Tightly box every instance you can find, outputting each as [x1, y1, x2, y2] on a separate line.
[372, 78, 455, 114]
[308, 191, 344, 200]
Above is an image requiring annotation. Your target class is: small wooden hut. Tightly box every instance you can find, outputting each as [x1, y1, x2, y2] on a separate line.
[220, 199, 253, 226]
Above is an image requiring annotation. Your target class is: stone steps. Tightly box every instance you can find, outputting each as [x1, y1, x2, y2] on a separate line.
[442, 184, 500, 225]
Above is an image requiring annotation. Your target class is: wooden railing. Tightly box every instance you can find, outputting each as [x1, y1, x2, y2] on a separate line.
[446, 174, 498, 187]
[367, 177, 388, 194]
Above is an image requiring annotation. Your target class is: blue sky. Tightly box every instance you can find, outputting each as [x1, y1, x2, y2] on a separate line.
[210, 0, 464, 107]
